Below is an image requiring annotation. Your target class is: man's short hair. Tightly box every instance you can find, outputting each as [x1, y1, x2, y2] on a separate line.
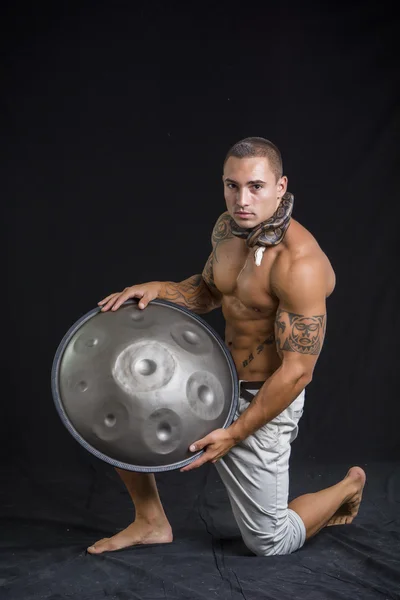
[224, 137, 283, 181]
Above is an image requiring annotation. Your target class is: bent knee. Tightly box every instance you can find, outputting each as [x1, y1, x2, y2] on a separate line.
[245, 536, 295, 556]
[242, 511, 306, 557]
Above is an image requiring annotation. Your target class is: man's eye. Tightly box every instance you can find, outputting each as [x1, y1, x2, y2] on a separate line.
[253, 184, 262, 190]
[227, 183, 236, 189]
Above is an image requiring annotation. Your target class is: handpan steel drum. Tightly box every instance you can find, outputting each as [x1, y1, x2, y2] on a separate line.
[51, 300, 238, 472]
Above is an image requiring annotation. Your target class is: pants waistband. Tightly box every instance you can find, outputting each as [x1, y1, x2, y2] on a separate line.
[239, 380, 265, 392]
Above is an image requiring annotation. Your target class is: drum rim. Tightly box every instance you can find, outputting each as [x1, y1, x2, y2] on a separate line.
[51, 299, 239, 473]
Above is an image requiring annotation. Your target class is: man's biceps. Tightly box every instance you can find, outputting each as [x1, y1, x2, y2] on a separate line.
[277, 296, 326, 314]
[281, 351, 320, 378]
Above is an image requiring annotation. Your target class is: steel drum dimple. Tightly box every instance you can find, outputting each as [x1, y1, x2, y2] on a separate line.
[113, 341, 176, 393]
[51, 299, 238, 472]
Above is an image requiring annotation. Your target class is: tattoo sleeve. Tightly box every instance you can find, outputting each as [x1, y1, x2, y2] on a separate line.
[202, 252, 218, 290]
[275, 308, 326, 356]
[157, 213, 230, 314]
[159, 275, 219, 314]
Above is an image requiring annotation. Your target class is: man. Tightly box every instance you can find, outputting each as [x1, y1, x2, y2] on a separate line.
[87, 137, 365, 557]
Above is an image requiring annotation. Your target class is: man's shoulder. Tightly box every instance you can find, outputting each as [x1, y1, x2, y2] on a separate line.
[271, 220, 335, 296]
[281, 219, 329, 264]
[210, 211, 235, 245]
[213, 211, 232, 228]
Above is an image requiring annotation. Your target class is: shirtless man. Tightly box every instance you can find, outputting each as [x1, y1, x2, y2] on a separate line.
[87, 137, 366, 557]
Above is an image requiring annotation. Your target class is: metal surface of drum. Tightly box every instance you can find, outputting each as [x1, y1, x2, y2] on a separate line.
[51, 300, 238, 472]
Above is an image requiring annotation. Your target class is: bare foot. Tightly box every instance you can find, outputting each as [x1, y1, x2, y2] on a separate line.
[87, 518, 173, 554]
[327, 466, 366, 527]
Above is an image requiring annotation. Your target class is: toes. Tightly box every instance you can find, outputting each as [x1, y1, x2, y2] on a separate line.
[327, 515, 354, 527]
[87, 538, 110, 554]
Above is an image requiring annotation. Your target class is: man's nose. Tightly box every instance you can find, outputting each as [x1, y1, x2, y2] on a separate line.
[236, 188, 250, 207]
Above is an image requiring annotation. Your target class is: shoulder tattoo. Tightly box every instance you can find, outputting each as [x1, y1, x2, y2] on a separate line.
[212, 213, 235, 263]
[275, 308, 326, 355]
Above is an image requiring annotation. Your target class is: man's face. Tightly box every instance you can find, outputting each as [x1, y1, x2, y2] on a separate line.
[223, 156, 287, 228]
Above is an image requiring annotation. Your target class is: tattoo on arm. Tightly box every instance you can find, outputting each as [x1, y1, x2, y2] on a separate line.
[161, 214, 232, 313]
[242, 333, 275, 367]
[202, 252, 217, 290]
[276, 317, 286, 335]
[275, 309, 326, 355]
[160, 275, 217, 314]
[212, 213, 235, 263]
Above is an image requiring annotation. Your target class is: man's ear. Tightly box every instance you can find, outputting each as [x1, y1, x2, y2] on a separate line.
[277, 176, 288, 196]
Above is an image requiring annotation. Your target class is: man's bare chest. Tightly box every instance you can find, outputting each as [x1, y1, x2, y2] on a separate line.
[212, 239, 278, 314]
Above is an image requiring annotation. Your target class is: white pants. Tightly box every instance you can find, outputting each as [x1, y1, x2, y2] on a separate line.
[215, 381, 306, 556]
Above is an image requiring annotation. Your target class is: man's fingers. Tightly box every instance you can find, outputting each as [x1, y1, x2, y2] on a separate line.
[99, 294, 120, 312]
[98, 282, 161, 314]
[98, 293, 118, 306]
[98, 288, 157, 313]
[137, 294, 151, 310]
[189, 436, 210, 453]
[181, 452, 210, 472]
[112, 290, 146, 311]
[99, 294, 144, 312]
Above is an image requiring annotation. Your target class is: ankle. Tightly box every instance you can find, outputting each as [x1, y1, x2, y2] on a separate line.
[135, 510, 170, 527]
[342, 476, 359, 501]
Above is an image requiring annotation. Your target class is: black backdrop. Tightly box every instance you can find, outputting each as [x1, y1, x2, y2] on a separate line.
[2, 3, 400, 599]
[3, 1, 398, 467]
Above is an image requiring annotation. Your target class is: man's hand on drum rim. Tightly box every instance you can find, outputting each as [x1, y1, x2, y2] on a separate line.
[180, 428, 236, 472]
[98, 283, 161, 312]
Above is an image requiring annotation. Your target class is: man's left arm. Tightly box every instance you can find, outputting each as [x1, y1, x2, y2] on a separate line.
[228, 257, 327, 443]
[181, 257, 328, 471]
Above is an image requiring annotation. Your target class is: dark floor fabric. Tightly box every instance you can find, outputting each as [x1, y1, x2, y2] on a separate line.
[1, 458, 399, 600]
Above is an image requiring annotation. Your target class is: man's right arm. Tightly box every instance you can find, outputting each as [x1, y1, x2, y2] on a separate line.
[156, 212, 227, 313]
[98, 217, 225, 314]
[157, 259, 221, 314]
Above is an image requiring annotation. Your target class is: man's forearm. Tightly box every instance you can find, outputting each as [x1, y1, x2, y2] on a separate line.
[158, 274, 220, 314]
[228, 364, 312, 442]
